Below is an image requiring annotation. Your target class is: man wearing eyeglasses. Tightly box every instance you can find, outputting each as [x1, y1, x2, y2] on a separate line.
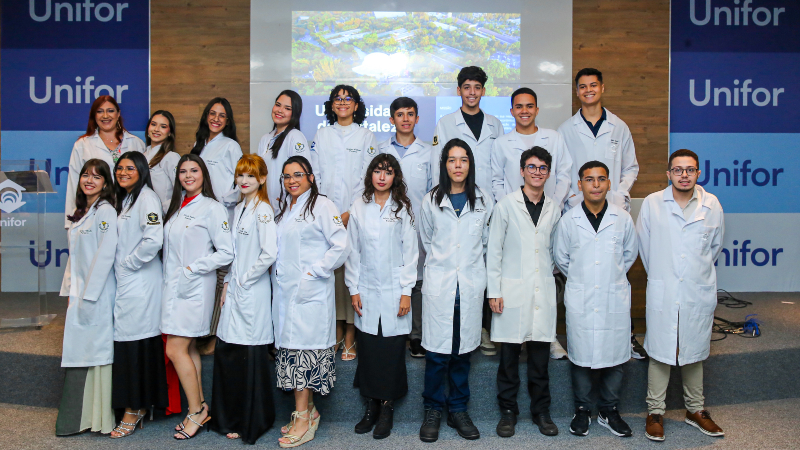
[553, 160, 638, 438]
[487, 146, 563, 438]
[636, 149, 725, 442]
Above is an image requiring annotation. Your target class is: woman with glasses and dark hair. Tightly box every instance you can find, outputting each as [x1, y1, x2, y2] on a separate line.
[161, 154, 234, 440]
[311, 84, 378, 361]
[144, 110, 181, 214]
[65, 95, 145, 228]
[109, 152, 169, 438]
[345, 154, 418, 439]
[258, 90, 312, 205]
[272, 155, 349, 448]
[57, 159, 118, 436]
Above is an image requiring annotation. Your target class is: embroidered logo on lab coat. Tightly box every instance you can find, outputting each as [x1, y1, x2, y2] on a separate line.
[99, 221, 109, 233]
[310, 141, 316, 152]
[147, 212, 160, 225]
[222, 221, 230, 232]
[367, 146, 376, 156]
[333, 215, 343, 226]
[258, 213, 272, 224]
[432, 135, 439, 146]
[295, 142, 305, 153]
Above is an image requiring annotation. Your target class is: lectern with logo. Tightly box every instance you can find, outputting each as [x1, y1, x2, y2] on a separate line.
[0, 160, 56, 328]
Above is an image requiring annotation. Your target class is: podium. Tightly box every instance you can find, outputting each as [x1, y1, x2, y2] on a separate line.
[0, 160, 57, 328]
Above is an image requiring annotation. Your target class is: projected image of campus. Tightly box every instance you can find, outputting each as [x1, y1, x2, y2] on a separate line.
[292, 11, 521, 97]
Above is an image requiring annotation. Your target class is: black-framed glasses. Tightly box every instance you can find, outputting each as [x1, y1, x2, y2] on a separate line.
[333, 96, 353, 104]
[280, 172, 309, 181]
[525, 164, 550, 174]
[670, 167, 697, 176]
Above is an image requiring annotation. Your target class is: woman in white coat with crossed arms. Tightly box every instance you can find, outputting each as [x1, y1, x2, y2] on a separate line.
[162, 154, 234, 440]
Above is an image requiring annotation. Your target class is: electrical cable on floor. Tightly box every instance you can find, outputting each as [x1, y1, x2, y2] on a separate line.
[712, 290, 761, 341]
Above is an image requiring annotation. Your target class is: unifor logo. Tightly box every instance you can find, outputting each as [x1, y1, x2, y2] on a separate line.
[0, 180, 27, 213]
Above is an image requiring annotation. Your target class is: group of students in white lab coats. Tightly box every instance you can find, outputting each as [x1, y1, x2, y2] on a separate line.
[56, 65, 726, 446]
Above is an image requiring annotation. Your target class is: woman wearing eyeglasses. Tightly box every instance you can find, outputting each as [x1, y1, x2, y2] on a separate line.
[272, 155, 349, 448]
[311, 85, 378, 362]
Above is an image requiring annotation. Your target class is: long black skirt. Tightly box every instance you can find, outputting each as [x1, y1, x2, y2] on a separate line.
[111, 336, 169, 410]
[209, 338, 275, 445]
[353, 322, 408, 400]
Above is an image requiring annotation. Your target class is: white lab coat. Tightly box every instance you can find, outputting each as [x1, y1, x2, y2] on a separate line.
[312, 123, 378, 214]
[257, 128, 312, 205]
[114, 187, 164, 342]
[558, 108, 638, 211]
[378, 137, 434, 280]
[490, 128, 573, 207]
[272, 191, 349, 350]
[486, 190, 560, 344]
[161, 195, 234, 337]
[636, 186, 724, 366]
[345, 196, 419, 337]
[60, 201, 118, 367]
[144, 144, 181, 214]
[431, 110, 504, 196]
[553, 202, 638, 369]
[65, 131, 145, 227]
[217, 199, 278, 346]
[420, 187, 493, 354]
[197, 134, 243, 211]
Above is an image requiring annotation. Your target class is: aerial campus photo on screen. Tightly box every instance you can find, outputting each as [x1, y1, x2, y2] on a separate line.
[291, 11, 521, 97]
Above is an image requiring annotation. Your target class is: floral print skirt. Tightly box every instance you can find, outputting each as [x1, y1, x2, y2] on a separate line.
[275, 347, 336, 395]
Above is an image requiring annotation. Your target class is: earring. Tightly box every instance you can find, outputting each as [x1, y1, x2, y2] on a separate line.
[116, 121, 122, 130]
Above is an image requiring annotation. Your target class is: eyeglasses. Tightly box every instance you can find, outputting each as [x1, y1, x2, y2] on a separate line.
[670, 167, 698, 176]
[115, 166, 137, 174]
[281, 172, 309, 181]
[525, 164, 550, 174]
[333, 96, 353, 104]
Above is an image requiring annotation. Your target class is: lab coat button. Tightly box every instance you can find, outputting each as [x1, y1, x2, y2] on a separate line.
[676, 301, 680, 305]
[457, 267, 460, 271]
[673, 326, 677, 330]
[679, 278, 683, 282]
[595, 238, 599, 242]
[457, 244, 461, 248]
[535, 249, 539, 253]
[535, 268, 539, 272]
[681, 254, 686, 259]
[595, 285, 599, 289]
[535, 288, 539, 293]
[594, 308, 599, 312]
[535, 306, 539, 310]
[595, 261, 599, 265]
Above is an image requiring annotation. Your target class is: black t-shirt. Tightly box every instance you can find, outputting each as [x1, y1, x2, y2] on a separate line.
[582, 200, 608, 232]
[522, 188, 545, 226]
[461, 109, 484, 141]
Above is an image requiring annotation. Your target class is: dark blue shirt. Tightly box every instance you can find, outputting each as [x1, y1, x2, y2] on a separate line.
[449, 192, 468, 217]
[580, 108, 607, 137]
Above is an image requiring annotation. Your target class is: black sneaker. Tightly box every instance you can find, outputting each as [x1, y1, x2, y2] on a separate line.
[569, 407, 591, 436]
[598, 407, 633, 437]
[631, 335, 648, 360]
[496, 409, 517, 438]
[532, 412, 559, 436]
[447, 411, 480, 440]
[373, 401, 394, 439]
[419, 409, 442, 442]
[410, 339, 426, 358]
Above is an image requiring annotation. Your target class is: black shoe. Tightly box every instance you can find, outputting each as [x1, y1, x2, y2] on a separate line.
[355, 398, 380, 434]
[420, 408, 442, 442]
[447, 411, 480, 440]
[598, 407, 632, 437]
[631, 335, 649, 360]
[410, 339, 426, 358]
[496, 409, 517, 438]
[569, 407, 591, 436]
[532, 412, 559, 436]
[373, 401, 394, 439]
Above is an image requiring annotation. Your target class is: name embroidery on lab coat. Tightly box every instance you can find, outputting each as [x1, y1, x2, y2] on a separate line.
[98, 221, 109, 233]
[147, 212, 160, 225]
[183, 214, 195, 221]
[384, 217, 400, 223]
[347, 148, 362, 153]
[237, 228, 249, 235]
[80, 229, 93, 235]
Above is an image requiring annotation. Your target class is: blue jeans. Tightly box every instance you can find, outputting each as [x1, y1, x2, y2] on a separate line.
[422, 286, 472, 412]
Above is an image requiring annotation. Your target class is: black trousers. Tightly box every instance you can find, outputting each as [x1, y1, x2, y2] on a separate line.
[496, 341, 551, 415]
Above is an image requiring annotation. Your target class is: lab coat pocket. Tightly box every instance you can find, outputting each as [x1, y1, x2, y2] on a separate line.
[605, 232, 624, 254]
[694, 226, 714, 253]
[500, 277, 525, 309]
[604, 142, 620, 161]
[564, 282, 584, 314]
[470, 217, 483, 236]
[646, 279, 665, 312]
[422, 266, 443, 297]
[177, 268, 202, 301]
[610, 282, 631, 314]
[234, 282, 257, 333]
[77, 298, 97, 327]
[693, 284, 717, 316]
[411, 163, 427, 179]
[297, 276, 326, 304]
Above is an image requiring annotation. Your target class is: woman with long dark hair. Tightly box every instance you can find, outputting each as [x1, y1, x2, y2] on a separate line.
[57, 159, 119, 436]
[312, 85, 378, 361]
[257, 90, 312, 205]
[144, 110, 181, 214]
[345, 154, 418, 439]
[65, 95, 145, 228]
[209, 154, 277, 444]
[161, 154, 234, 440]
[272, 155, 349, 448]
[109, 152, 169, 438]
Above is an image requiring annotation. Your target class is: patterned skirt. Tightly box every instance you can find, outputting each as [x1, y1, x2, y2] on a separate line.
[275, 348, 336, 395]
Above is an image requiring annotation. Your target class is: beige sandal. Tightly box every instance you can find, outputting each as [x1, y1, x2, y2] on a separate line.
[342, 342, 357, 361]
[279, 410, 315, 448]
[282, 402, 319, 435]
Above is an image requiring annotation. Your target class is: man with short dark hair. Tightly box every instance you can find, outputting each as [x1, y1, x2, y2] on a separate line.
[637, 149, 725, 442]
[553, 160, 638, 438]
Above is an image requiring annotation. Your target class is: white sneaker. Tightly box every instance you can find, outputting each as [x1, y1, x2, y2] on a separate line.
[480, 328, 497, 356]
[550, 340, 568, 360]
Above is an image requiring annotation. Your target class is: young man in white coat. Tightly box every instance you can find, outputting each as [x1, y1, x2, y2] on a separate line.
[431, 66, 504, 356]
[487, 147, 562, 438]
[490, 87, 573, 361]
[559, 67, 646, 360]
[637, 149, 725, 442]
[553, 161, 638, 438]
[419, 138, 493, 442]
[378, 97, 434, 358]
